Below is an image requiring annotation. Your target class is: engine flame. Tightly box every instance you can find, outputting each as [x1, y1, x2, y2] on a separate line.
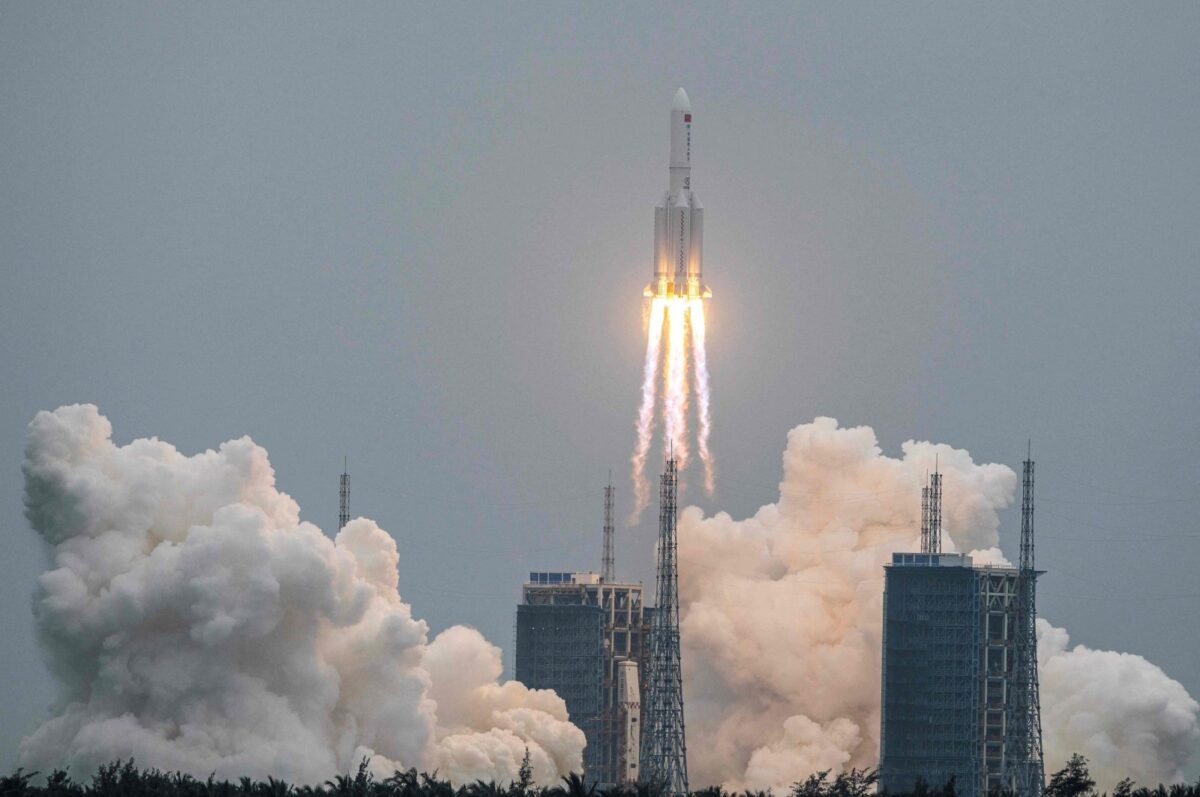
[630, 295, 714, 520]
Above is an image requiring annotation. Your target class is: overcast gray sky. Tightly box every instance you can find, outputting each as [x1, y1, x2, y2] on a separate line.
[2, 2, 1198, 776]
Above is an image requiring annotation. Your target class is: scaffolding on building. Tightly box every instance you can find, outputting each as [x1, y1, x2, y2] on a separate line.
[881, 552, 984, 796]
[516, 584, 605, 776]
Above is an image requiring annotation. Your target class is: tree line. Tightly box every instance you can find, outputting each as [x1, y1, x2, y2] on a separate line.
[2, 753, 1197, 797]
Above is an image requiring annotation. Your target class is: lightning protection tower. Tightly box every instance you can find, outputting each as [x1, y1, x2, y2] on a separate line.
[641, 457, 688, 797]
[919, 463, 943, 554]
[928, 467, 943, 554]
[1008, 447, 1045, 796]
[920, 478, 931, 553]
[338, 458, 350, 531]
[602, 472, 615, 582]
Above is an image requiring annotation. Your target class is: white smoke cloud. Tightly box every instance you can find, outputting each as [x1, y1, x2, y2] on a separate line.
[678, 416, 1199, 792]
[1038, 620, 1200, 788]
[19, 404, 584, 786]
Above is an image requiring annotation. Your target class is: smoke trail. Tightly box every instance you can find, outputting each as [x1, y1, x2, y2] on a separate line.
[631, 298, 668, 520]
[676, 417, 1199, 792]
[19, 405, 585, 785]
[689, 298, 714, 496]
[664, 298, 690, 469]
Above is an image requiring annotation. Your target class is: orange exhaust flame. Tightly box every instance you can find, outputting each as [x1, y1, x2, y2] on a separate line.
[630, 295, 715, 521]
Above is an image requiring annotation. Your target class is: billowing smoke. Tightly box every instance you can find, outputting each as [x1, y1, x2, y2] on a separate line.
[1038, 621, 1200, 788]
[19, 405, 584, 785]
[678, 417, 1199, 792]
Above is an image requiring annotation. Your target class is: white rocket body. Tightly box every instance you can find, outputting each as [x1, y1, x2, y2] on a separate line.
[647, 88, 710, 300]
[616, 659, 641, 784]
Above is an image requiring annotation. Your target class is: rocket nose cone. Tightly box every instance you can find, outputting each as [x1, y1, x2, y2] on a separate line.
[672, 87, 691, 112]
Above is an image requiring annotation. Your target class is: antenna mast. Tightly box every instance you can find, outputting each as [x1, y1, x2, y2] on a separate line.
[928, 459, 943, 554]
[338, 458, 350, 531]
[602, 471, 615, 582]
[920, 477, 931, 553]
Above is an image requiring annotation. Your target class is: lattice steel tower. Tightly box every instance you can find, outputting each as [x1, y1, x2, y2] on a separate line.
[602, 472, 615, 582]
[919, 478, 931, 553]
[1008, 447, 1045, 796]
[338, 458, 350, 531]
[641, 457, 688, 797]
[919, 465, 943, 554]
[928, 468, 943, 554]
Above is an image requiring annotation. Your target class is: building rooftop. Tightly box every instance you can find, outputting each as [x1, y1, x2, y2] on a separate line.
[888, 552, 973, 568]
[526, 571, 642, 587]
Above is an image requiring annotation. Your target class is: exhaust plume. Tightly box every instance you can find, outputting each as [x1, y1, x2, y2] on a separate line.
[689, 298, 715, 496]
[677, 417, 1199, 792]
[630, 297, 714, 520]
[631, 299, 667, 519]
[19, 404, 584, 785]
[664, 298, 691, 469]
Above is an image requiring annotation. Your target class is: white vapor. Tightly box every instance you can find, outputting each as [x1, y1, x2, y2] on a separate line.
[1038, 621, 1200, 788]
[19, 404, 584, 785]
[632, 299, 667, 520]
[677, 417, 1199, 792]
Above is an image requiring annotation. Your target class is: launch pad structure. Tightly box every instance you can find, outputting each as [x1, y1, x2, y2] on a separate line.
[513, 475, 652, 787]
[513, 457, 691, 792]
[516, 572, 648, 786]
[880, 458, 1045, 797]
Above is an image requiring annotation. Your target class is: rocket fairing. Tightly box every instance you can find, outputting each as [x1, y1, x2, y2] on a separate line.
[646, 88, 711, 300]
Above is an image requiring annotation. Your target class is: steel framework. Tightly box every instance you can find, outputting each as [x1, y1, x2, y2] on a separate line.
[339, 458, 350, 531]
[517, 574, 648, 786]
[882, 451, 1046, 797]
[603, 474, 615, 582]
[920, 481, 931, 553]
[641, 458, 688, 797]
[515, 596, 605, 776]
[1006, 452, 1045, 796]
[928, 470, 943, 554]
[919, 467, 944, 554]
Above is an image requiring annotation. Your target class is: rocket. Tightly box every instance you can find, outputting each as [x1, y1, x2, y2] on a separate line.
[646, 88, 711, 300]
